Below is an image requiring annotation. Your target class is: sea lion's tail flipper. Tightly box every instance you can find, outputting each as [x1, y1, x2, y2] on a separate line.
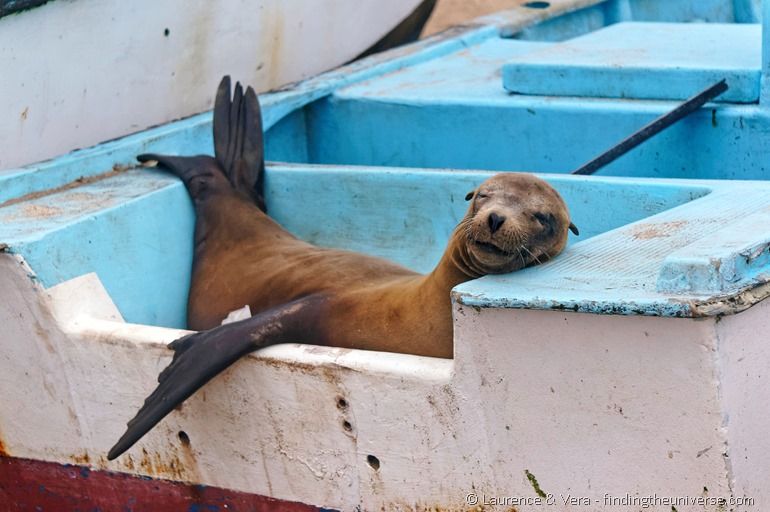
[107, 295, 324, 461]
[138, 76, 266, 211]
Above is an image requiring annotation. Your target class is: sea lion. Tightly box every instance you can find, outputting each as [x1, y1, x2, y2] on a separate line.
[107, 76, 578, 460]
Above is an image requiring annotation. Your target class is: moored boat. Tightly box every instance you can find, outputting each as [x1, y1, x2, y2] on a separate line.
[1, 1, 769, 510]
[0, 0, 431, 171]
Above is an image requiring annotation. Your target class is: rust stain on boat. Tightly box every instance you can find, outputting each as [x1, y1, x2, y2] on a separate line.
[126, 453, 136, 471]
[257, 351, 359, 381]
[0, 422, 11, 456]
[132, 446, 192, 481]
[32, 317, 55, 355]
[71, 452, 91, 465]
[177, 430, 202, 484]
[266, 7, 285, 88]
[113, 431, 204, 483]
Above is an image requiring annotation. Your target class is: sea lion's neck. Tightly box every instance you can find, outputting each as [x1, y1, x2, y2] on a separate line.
[424, 223, 486, 293]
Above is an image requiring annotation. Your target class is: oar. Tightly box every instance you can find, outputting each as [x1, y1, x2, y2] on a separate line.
[571, 79, 729, 176]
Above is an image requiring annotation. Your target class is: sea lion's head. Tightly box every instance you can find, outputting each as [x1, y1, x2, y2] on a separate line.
[460, 172, 578, 274]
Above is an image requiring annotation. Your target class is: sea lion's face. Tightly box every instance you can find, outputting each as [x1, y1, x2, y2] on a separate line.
[462, 173, 577, 274]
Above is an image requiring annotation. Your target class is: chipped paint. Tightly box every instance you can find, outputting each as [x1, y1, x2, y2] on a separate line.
[631, 220, 688, 240]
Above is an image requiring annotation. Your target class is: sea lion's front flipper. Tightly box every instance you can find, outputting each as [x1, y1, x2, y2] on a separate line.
[137, 154, 227, 205]
[107, 294, 325, 461]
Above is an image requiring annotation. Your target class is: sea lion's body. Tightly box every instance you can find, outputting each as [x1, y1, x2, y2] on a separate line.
[108, 77, 576, 460]
[188, 193, 453, 357]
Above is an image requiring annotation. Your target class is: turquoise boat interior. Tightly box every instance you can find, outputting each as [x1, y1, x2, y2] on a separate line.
[3, 0, 770, 330]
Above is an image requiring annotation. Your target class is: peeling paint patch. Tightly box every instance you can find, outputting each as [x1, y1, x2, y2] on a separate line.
[631, 220, 687, 240]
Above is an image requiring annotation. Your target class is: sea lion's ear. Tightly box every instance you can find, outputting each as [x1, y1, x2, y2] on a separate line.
[465, 190, 475, 201]
[569, 222, 580, 236]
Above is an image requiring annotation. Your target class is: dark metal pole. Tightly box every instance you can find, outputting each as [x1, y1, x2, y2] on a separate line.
[571, 79, 729, 176]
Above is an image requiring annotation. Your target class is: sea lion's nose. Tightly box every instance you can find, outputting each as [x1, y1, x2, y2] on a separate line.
[488, 212, 506, 234]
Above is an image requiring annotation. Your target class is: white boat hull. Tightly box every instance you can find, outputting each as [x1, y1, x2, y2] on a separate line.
[0, 0, 423, 170]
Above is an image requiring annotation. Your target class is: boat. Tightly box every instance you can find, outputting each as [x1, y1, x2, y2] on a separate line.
[0, 0, 432, 171]
[1, 1, 768, 510]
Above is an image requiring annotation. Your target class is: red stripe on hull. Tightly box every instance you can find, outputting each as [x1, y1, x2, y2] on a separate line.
[0, 455, 331, 512]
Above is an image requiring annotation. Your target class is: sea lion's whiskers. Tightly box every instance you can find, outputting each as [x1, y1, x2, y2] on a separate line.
[460, 217, 475, 242]
[521, 245, 542, 265]
[517, 248, 527, 269]
[501, 229, 524, 254]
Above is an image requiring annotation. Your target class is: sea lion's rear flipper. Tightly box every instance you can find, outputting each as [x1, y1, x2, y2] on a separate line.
[138, 75, 266, 211]
[213, 76, 266, 210]
[107, 295, 325, 461]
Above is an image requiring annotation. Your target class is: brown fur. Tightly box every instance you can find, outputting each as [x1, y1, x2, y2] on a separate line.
[187, 172, 572, 359]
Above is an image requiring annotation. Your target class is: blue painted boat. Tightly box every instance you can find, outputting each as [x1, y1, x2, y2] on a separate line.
[1, 1, 769, 510]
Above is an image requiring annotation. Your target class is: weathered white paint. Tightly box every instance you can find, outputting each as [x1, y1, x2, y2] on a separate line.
[0, 255, 764, 510]
[0, 0, 422, 170]
[715, 303, 770, 506]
